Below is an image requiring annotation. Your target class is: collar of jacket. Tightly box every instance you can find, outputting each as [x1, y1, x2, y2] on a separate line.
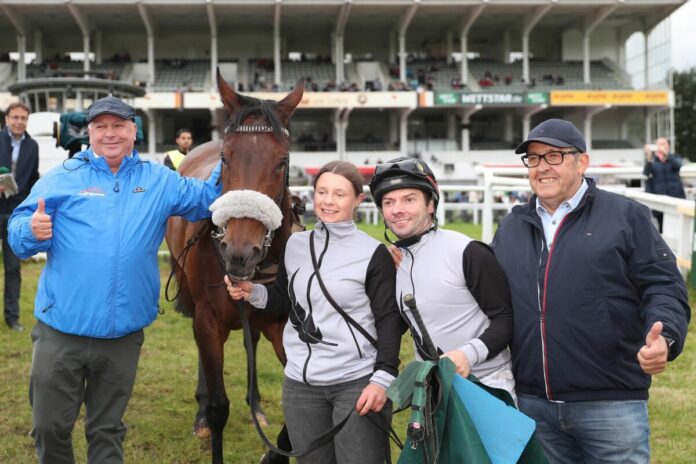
[314, 220, 357, 242]
[2, 126, 32, 142]
[395, 224, 437, 250]
[513, 176, 597, 228]
[75, 148, 141, 175]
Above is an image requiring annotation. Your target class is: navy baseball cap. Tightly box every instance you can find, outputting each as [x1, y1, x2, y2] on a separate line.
[87, 96, 136, 123]
[515, 118, 587, 154]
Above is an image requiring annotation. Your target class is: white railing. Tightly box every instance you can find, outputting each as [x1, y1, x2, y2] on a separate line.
[477, 166, 693, 277]
[288, 169, 696, 277]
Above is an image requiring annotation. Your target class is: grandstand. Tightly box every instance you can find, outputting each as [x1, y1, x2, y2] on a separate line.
[0, 0, 687, 179]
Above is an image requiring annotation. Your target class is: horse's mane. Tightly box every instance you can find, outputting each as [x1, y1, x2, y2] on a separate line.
[223, 94, 286, 141]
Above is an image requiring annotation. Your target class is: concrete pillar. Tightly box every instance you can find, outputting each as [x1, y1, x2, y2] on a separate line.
[399, 109, 410, 156]
[210, 108, 221, 141]
[389, 112, 399, 146]
[17, 35, 26, 81]
[446, 31, 453, 64]
[504, 113, 514, 143]
[447, 112, 456, 140]
[145, 109, 156, 155]
[94, 30, 102, 65]
[148, 36, 155, 88]
[34, 30, 42, 64]
[399, 34, 407, 83]
[83, 34, 91, 72]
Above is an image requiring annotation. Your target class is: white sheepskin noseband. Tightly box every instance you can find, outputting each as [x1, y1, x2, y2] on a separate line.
[209, 190, 283, 231]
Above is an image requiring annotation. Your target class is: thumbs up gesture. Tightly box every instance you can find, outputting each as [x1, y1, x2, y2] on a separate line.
[637, 321, 669, 375]
[31, 198, 53, 241]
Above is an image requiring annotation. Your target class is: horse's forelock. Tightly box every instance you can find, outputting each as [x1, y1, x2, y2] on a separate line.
[223, 95, 285, 141]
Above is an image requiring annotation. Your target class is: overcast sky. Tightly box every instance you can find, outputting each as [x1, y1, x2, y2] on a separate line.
[671, 0, 696, 71]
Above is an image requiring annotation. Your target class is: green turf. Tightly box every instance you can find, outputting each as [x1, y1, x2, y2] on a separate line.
[1, 221, 693, 463]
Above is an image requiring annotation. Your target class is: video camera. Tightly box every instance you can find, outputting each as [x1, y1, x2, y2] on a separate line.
[52, 112, 145, 157]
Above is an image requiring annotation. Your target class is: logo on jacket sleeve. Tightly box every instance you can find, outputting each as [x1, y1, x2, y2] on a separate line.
[134, 187, 145, 193]
[78, 187, 106, 197]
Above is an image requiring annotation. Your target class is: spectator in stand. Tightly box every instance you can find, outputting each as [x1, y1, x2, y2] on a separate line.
[643, 137, 686, 232]
[555, 75, 565, 86]
[504, 74, 512, 85]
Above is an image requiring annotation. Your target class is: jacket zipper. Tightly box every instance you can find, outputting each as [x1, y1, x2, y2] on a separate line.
[111, 173, 122, 335]
[539, 215, 569, 401]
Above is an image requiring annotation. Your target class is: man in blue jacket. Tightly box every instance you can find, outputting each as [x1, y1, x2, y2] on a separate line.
[491, 119, 690, 464]
[8, 96, 221, 464]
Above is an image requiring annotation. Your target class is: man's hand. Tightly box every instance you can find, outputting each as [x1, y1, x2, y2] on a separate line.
[637, 321, 669, 375]
[388, 245, 403, 268]
[224, 275, 252, 301]
[355, 383, 387, 416]
[31, 198, 52, 240]
[643, 144, 653, 161]
[442, 350, 470, 377]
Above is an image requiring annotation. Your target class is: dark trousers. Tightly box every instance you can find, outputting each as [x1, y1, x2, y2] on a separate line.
[0, 212, 21, 325]
[283, 375, 392, 464]
[30, 321, 144, 464]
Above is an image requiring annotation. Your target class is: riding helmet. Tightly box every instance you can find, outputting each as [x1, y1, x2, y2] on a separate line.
[369, 156, 439, 209]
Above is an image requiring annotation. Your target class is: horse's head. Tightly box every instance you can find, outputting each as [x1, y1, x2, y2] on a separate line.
[209, 70, 303, 280]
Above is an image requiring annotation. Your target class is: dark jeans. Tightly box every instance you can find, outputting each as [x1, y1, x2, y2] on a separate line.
[0, 212, 21, 325]
[283, 375, 392, 464]
[30, 321, 144, 464]
[518, 393, 650, 464]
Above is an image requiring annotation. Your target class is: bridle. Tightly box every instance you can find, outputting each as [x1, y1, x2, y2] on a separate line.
[212, 123, 290, 276]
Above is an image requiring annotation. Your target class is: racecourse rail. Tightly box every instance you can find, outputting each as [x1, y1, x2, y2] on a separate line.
[292, 165, 695, 279]
[28, 166, 695, 278]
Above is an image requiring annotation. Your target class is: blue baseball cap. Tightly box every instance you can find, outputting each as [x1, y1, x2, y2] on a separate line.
[87, 96, 136, 123]
[515, 118, 587, 154]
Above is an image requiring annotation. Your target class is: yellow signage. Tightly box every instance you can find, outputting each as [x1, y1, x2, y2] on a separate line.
[550, 90, 671, 106]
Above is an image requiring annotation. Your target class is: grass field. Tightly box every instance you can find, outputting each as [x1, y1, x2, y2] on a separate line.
[1, 221, 694, 463]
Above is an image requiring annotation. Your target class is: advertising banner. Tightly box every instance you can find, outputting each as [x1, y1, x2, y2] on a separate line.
[433, 92, 549, 106]
[550, 90, 671, 106]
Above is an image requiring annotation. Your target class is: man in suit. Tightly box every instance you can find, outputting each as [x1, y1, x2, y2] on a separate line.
[0, 102, 39, 331]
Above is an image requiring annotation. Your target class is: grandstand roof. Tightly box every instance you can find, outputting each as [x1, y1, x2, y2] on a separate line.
[0, 0, 685, 41]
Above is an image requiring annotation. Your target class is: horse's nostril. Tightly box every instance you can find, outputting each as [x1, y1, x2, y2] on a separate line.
[219, 241, 227, 252]
[252, 246, 262, 259]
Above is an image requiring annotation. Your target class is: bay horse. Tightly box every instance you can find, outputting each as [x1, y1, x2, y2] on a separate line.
[165, 70, 304, 464]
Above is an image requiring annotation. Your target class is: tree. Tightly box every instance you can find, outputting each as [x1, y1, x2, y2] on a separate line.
[673, 68, 696, 161]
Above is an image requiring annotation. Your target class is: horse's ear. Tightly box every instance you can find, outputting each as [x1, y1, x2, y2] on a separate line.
[217, 67, 242, 113]
[276, 79, 304, 126]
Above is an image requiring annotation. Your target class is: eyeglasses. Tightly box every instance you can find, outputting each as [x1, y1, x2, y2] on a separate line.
[7, 115, 28, 122]
[521, 150, 579, 168]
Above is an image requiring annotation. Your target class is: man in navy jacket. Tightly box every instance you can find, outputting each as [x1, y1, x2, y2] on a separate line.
[491, 119, 689, 464]
[0, 102, 39, 332]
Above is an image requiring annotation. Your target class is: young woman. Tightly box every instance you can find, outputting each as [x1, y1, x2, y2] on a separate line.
[226, 160, 402, 464]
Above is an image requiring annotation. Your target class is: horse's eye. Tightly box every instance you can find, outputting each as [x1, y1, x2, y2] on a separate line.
[276, 158, 288, 171]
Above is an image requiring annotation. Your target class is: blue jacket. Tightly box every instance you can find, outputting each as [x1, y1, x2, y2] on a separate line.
[643, 153, 685, 198]
[491, 179, 690, 402]
[9, 149, 221, 338]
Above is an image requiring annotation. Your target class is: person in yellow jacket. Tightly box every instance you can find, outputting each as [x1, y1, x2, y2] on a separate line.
[163, 128, 193, 170]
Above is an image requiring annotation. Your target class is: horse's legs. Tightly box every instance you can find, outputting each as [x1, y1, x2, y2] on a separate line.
[259, 321, 291, 464]
[193, 353, 210, 438]
[245, 324, 270, 427]
[194, 313, 229, 464]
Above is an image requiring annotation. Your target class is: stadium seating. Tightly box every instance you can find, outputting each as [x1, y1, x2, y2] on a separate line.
[153, 59, 209, 91]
